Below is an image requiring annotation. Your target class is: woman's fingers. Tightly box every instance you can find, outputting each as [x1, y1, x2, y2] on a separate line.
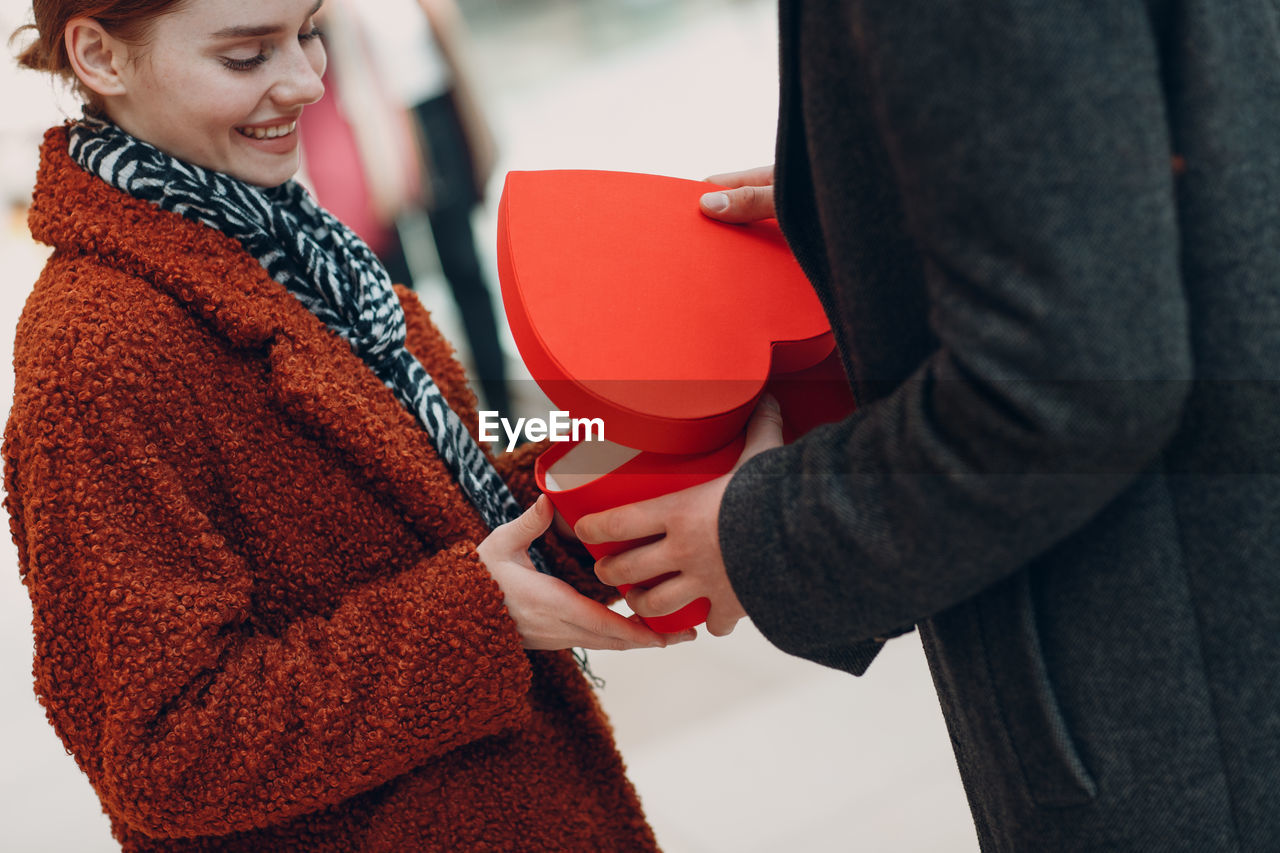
[479, 497, 672, 650]
[479, 495, 554, 569]
[509, 494, 555, 548]
[529, 587, 666, 650]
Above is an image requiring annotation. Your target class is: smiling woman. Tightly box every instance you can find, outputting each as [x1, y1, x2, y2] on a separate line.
[5, 0, 672, 851]
[61, 0, 325, 186]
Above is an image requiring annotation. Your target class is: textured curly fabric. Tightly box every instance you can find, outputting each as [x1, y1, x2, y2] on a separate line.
[5, 126, 655, 852]
[67, 117, 548, 574]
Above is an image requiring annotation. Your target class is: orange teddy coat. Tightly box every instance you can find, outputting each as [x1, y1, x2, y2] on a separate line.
[3, 127, 660, 853]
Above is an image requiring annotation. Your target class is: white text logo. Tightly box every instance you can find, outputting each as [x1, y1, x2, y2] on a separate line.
[478, 411, 605, 452]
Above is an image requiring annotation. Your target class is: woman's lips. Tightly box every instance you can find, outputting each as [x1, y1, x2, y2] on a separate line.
[235, 120, 299, 154]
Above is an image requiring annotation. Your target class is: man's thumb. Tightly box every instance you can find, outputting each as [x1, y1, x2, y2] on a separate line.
[699, 184, 776, 224]
[738, 394, 784, 466]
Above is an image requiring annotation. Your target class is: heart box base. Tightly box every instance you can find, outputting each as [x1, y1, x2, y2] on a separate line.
[497, 169, 856, 632]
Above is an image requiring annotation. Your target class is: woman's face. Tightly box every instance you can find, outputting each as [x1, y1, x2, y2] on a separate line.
[107, 0, 326, 187]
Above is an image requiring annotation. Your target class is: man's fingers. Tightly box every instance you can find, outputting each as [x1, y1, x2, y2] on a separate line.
[664, 627, 698, 645]
[624, 575, 700, 620]
[705, 608, 741, 638]
[699, 183, 776, 224]
[594, 538, 672, 588]
[701, 163, 776, 224]
[703, 164, 775, 188]
[575, 498, 666, 546]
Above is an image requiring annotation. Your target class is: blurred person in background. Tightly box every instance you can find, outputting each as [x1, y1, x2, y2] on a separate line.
[296, 0, 424, 287]
[300, 0, 512, 417]
[4, 0, 683, 849]
[582, 3, 1280, 851]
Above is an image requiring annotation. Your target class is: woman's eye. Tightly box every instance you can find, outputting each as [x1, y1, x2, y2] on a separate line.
[221, 52, 269, 72]
[218, 24, 322, 72]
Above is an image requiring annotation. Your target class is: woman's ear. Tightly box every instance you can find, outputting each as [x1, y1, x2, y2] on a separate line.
[64, 16, 130, 98]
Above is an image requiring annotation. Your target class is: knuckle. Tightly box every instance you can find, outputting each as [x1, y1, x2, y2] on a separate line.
[647, 583, 686, 618]
[664, 535, 696, 565]
[732, 185, 757, 211]
[642, 585, 673, 616]
[519, 508, 543, 533]
[628, 588, 655, 617]
[587, 612, 614, 637]
[742, 184, 770, 212]
[759, 403, 784, 428]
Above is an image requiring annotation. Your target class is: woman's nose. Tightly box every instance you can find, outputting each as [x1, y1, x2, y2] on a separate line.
[273, 41, 326, 108]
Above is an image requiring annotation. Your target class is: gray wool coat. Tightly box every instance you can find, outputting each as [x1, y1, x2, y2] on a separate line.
[720, 2, 1280, 850]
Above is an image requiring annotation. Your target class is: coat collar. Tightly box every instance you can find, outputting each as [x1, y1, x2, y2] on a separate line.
[28, 125, 487, 543]
[29, 126, 286, 349]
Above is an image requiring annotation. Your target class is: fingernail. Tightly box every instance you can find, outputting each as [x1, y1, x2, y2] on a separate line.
[701, 192, 729, 213]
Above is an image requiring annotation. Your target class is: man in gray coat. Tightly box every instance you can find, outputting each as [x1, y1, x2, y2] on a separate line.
[581, 1, 1280, 849]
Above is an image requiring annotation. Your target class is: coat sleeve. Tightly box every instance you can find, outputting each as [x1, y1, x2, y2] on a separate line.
[722, 1, 1190, 671]
[4, 309, 535, 840]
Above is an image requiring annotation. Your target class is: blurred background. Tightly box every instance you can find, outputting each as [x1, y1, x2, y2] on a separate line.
[0, 0, 979, 850]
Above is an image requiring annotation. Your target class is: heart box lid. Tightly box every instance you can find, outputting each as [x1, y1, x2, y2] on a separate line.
[497, 169, 834, 454]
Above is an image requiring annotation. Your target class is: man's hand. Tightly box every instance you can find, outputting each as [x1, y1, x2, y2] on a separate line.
[479, 496, 687, 650]
[577, 396, 785, 637]
[699, 164, 776, 224]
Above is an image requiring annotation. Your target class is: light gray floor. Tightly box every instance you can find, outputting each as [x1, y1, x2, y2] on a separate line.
[0, 1, 980, 849]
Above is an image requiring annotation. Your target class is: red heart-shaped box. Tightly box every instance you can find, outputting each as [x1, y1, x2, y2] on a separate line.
[497, 170, 854, 631]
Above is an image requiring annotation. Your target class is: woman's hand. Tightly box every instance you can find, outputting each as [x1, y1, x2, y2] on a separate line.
[478, 495, 687, 650]
[699, 164, 776, 223]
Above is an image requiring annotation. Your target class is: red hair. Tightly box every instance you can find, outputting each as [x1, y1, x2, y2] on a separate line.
[13, 0, 187, 109]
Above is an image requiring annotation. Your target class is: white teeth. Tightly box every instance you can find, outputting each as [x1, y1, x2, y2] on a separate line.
[238, 121, 297, 140]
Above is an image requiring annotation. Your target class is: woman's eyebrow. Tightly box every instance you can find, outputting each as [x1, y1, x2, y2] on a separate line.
[208, 0, 324, 39]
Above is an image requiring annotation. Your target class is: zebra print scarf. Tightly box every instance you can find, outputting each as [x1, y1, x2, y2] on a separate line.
[68, 117, 550, 575]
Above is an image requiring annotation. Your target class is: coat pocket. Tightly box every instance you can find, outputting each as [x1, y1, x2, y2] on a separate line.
[978, 572, 1097, 808]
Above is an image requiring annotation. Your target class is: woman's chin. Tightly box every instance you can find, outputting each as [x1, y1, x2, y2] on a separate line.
[228, 152, 302, 188]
